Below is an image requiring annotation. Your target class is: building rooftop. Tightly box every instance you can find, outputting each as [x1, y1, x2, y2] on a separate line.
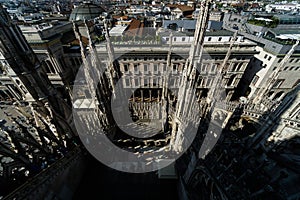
[273, 14, 300, 24]
[163, 19, 196, 30]
[109, 25, 128, 37]
[206, 30, 235, 36]
[163, 20, 223, 31]
[124, 19, 144, 37]
[69, 2, 105, 21]
[267, 29, 300, 40]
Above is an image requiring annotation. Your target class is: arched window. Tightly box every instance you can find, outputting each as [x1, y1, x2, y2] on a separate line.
[20, 85, 27, 93]
[273, 91, 284, 101]
[267, 91, 274, 98]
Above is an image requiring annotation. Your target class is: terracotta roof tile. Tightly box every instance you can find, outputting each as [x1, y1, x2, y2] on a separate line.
[125, 18, 144, 37]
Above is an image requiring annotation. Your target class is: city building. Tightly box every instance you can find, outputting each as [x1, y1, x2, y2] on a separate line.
[19, 21, 81, 88]
[0, 4, 79, 198]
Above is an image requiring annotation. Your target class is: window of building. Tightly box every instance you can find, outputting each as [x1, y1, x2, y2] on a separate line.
[232, 63, 239, 71]
[268, 56, 272, 61]
[273, 79, 284, 88]
[206, 78, 212, 87]
[202, 77, 207, 87]
[134, 64, 138, 70]
[264, 54, 268, 59]
[227, 75, 236, 86]
[208, 37, 212, 41]
[42, 61, 51, 73]
[166, 38, 169, 42]
[202, 64, 207, 72]
[289, 59, 294, 63]
[134, 64, 139, 74]
[45, 60, 56, 74]
[124, 64, 128, 71]
[174, 37, 177, 42]
[173, 64, 177, 71]
[163, 64, 167, 72]
[278, 58, 283, 63]
[125, 78, 130, 86]
[284, 67, 289, 71]
[20, 85, 27, 94]
[267, 91, 274, 98]
[218, 37, 222, 41]
[273, 91, 284, 101]
[237, 62, 243, 71]
[211, 64, 217, 73]
[252, 75, 259, 85]
[154, 64, 158, 72]
[170, 78, 175, 86]
[182, 37, 185, 42]
[197, 77, 202, 87]
[134, 78, 139, 86]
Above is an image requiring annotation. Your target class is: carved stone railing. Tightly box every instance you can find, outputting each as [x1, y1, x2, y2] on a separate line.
[282, 118, 300, 130]
[215, 101, 270, 122]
